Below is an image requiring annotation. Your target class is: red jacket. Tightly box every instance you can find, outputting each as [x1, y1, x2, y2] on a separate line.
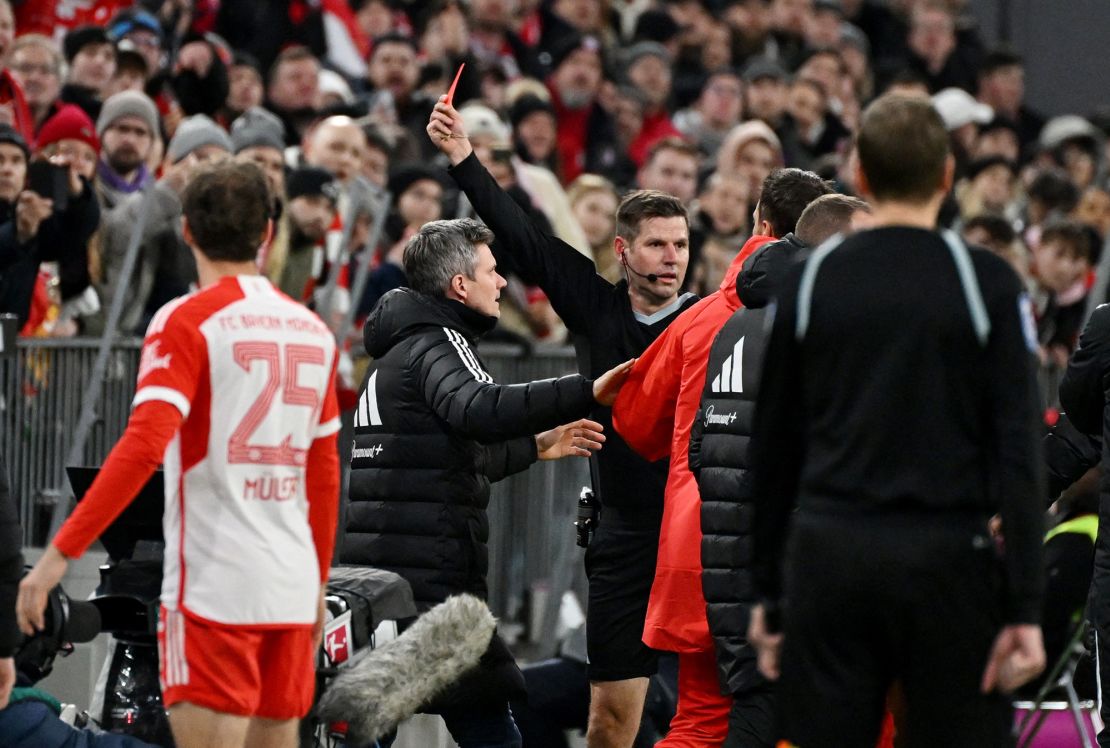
[0, 70, 34, 146]
[613, 234, 774, 653]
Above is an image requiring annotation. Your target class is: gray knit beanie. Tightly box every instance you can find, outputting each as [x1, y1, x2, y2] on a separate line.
[166, 114, 233, 163]
[230, 107, 286, 154]
[96, 90, 160, 138]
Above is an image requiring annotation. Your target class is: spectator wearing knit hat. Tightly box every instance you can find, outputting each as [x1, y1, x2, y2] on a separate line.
[265, 165, 339, 302]
[95, 89, 159, 210]
[384, 163, 447, 248]
[164, 113, 232, 165]
[674, 69, 746, 159]
[0, 124, 54, 325]
[231, 106, 286, 208]
[59, 25, 115, 123]
[743, 57, 790, 131]
[30, 104, 103, 329]
[93, 114, 231, 335]
[622, 41, 684, 168]
[510, 94, 558, 172]
[544, 33, 619, 184]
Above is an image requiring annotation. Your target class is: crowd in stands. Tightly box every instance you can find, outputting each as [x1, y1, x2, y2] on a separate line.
[0, 0, 1104, 394]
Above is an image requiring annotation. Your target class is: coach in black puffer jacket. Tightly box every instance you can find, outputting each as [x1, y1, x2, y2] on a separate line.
[343, 283, 598, 604]
[341, 219, 627, 726]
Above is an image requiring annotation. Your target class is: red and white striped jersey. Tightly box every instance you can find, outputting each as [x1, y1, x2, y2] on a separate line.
[135, 275, 340, 626]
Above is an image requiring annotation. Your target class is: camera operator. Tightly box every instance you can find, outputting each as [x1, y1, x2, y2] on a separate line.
[0, 455, 20, 710]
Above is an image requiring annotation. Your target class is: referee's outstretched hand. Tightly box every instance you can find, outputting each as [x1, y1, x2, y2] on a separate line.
[980, 624, 1045, 693]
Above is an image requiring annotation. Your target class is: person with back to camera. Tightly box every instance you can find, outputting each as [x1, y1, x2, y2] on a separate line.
[429, 96, 698, 748]
[18, 161, 342, 748]
[747, 94, 1046, 747]
[688, 193, 872, 747]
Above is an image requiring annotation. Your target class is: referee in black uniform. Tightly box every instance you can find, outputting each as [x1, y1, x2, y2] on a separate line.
[429, 99, 698, 746]
[746, 94, 1046, 746]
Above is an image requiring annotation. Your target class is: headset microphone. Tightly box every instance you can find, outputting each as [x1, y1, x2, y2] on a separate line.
[620, 253, 658, 283]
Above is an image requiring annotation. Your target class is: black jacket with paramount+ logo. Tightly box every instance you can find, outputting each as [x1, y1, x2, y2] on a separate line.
[342, 287, 596, 608]
[688, 234, 804, 695]
[342, 287, 598, 711]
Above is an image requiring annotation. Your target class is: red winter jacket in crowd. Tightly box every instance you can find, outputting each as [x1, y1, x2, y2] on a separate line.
[0, 70, 34, 145]
[613, 233, 774, 653]
[15, 0, 132, 37]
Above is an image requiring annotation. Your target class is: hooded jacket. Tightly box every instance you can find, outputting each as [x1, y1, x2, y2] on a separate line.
[343, 287, 597, 606]
[612, 232, 775, 653]
[343, 287, 598, 709]
[688, 234, 806, 693]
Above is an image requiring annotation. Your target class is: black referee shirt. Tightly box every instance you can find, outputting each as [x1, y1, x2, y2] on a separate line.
[751, 226, 1045, 624]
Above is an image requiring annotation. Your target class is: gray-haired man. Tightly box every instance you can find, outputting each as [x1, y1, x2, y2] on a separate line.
[342, 219, 633, 746]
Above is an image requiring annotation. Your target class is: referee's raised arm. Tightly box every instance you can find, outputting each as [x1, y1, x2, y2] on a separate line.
[427, 96, 610, 333]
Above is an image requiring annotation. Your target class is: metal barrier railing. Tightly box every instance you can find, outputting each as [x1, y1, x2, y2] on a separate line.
[3, 337, 143, 546]
[3, 337, 588, 630]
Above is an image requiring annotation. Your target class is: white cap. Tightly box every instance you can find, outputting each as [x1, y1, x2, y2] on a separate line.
[459, 104, 511, 146]
[318, 69, 354, 105]
[931, 88, 993, 131]
[1039, 115, 1103, 151]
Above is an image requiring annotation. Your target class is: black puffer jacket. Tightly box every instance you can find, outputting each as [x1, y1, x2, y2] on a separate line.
[343, 288, 598, 710]
[688, 234, 806, 695]
[343, 287, 597, 605]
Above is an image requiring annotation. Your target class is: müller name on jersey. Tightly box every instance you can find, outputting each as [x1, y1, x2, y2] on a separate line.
[242, 474, 302, 501]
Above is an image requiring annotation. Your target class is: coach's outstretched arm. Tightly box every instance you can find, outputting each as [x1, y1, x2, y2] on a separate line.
[421, 335, 634, 442]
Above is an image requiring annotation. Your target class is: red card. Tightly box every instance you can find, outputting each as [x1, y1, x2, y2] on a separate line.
[445, 62, 465, 106]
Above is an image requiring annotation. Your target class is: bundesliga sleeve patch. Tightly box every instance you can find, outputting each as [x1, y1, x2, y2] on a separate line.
[1017, 293, 1038, 353]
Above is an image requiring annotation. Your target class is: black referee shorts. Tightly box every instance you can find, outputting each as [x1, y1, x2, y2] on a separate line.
[778, 510, 1013, 748]
[584, 511, 661, 682]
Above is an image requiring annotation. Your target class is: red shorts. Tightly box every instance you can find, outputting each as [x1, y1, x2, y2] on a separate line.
[158, 606, 316, 720]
